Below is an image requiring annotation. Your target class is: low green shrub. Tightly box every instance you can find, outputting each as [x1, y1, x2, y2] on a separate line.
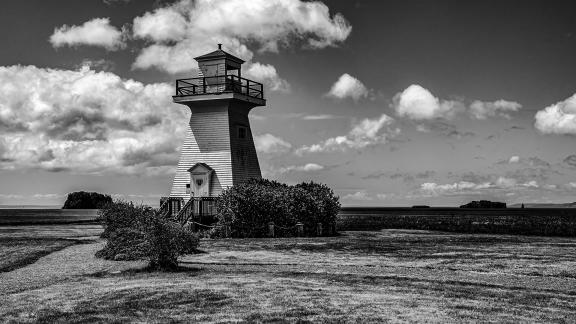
[96, 200, 199, 270]
[214, 179, 340, 238]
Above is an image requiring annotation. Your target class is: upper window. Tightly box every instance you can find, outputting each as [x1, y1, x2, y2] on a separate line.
[238, 126, 247, 139]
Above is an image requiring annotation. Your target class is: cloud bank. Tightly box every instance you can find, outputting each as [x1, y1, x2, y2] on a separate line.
[0, 65, 187, 174]
[131, 0, 351, 74]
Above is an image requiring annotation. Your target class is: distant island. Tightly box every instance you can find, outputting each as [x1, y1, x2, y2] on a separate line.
[460, 200, 506, 208]
[62, 191, 112, 209]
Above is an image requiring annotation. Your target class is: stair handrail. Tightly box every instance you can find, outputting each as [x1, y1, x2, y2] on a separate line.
[176, 198, 195, 225]
[158, 198, 171, 218]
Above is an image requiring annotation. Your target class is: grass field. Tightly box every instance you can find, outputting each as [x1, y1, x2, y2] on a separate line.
[1, 225, 576, 323]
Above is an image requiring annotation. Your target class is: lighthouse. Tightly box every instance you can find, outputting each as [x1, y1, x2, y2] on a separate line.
[161, 45, 265, 218]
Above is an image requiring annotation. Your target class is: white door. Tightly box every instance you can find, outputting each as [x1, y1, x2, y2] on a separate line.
[192, 174, 209, 197]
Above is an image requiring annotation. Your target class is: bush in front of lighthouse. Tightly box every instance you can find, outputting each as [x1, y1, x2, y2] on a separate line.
[214, 179, 340, 238]
[96, 200, 199, 270]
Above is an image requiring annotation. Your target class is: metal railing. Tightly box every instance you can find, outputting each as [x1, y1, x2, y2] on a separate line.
[175, 75, 264, 99]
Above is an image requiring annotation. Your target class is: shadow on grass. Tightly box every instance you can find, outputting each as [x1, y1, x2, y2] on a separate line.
[31, 288, 231, 323]
[266, 233, 530, 259]
[88, 264, 204, 278]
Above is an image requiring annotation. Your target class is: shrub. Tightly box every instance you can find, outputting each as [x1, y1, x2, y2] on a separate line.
[215, 179, 292, 238]
[214, 179, 340, 238]
[145, 217, 200, 270]
[96, 200, 199, 270]
[62, 191, 112, 209]
[97, 200, 154, 238]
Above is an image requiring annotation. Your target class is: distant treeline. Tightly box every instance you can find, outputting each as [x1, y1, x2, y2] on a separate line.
[62, 191, 112, 209]
[338, 207, 576, 237]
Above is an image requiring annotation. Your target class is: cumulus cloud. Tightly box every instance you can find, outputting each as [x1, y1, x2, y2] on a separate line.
[245, 63, 290, 92]
[0, 65, 188, 174]
[133, 6, 188, 42]
[393, 85, 522, 122]
[469, 100, 522, 120]
[131, 0, 351, 75]
[535, 93, 576, 134]
[49, 18, 126, 50]
[253, 133, 292, 154]
[325, 73, 369, 101]
[393, 84, 464, 120]
[278, 163, 324, 174]
[296, 114, 398, 154]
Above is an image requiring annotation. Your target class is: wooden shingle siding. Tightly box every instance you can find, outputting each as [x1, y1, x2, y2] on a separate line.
[170, 103, 233, 201]
[228, 102, 262, 185]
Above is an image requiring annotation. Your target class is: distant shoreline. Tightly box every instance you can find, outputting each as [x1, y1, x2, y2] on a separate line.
[0, 209, 99, 225]
[0, 205, 61, 209]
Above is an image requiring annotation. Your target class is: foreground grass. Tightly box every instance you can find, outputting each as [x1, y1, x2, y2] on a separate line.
[1, 227, 576, 323]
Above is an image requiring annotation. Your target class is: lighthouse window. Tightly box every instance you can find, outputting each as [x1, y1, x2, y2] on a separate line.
[238, 126, 247, 139]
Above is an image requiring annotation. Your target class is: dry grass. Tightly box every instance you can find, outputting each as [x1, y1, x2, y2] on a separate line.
[1, 227, 576, 323]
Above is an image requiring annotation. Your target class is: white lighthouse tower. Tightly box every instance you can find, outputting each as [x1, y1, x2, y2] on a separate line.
[161, 45, 265, 218]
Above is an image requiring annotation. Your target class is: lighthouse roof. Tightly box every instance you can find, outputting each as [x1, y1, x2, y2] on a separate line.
[194, 48, 245, 64]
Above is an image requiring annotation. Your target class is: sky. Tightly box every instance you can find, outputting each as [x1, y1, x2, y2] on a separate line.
[0, 0, 575, 207]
